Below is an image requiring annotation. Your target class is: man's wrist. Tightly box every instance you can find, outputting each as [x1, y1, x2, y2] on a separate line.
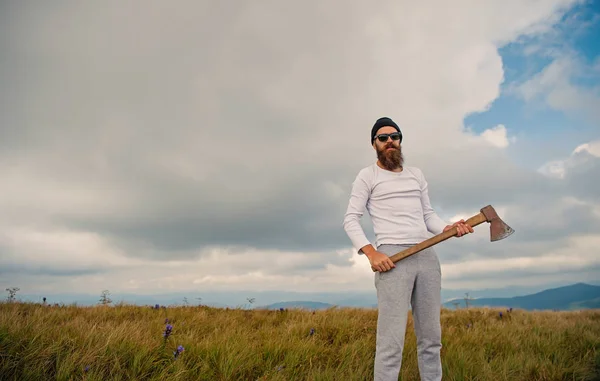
[360, 244, 376, 258]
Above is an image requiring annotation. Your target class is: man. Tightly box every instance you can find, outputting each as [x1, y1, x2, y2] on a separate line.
[343, 117, 473, 381]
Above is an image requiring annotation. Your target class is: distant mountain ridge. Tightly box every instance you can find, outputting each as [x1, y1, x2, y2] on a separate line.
[443, 283, 600, 311]
[261, 283, 600, 311]
[15, 282, 600, 311]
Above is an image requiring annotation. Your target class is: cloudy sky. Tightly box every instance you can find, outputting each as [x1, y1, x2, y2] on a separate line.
[1, 0, 599, 300]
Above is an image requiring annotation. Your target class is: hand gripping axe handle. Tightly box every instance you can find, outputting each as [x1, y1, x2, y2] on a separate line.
[374, 205, 514, 271]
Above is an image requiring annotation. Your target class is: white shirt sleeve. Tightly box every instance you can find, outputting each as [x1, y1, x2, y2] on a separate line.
[343, 171, 372, 254]
[418, 169, 448, 235]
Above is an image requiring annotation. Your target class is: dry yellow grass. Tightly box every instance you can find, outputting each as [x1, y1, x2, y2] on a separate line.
[1, 302, 599, 380]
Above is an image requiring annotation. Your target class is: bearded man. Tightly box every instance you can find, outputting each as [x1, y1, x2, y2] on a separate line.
[343, 117, 472, 381]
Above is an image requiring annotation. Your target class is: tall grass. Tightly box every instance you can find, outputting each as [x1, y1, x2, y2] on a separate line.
[1, 302, 599, 380]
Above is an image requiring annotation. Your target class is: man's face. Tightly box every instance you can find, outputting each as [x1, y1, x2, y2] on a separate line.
[373, 126, 403, 170]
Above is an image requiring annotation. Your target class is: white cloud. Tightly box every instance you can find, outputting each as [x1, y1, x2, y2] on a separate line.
[514, 56, 600, 121]
[538, 160, 567, 178]
[479, 124, 516, 148]
[538, 139, 600, 178]
[0, 224, 147, 276]
[574, 141, 600, 157]
[440, 232, 600, 289]
[443, 234, 599, 279]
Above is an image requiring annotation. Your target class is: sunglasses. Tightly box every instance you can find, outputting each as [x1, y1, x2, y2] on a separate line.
[375, 132, 402, 143]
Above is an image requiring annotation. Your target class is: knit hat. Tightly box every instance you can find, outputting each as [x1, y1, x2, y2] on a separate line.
[371, 117, 402, 144]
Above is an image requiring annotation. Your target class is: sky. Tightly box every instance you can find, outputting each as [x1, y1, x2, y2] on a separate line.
[1, 0, 599, 302]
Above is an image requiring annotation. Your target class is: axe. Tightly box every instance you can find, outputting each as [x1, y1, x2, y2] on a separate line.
[373, 205, 514, 271]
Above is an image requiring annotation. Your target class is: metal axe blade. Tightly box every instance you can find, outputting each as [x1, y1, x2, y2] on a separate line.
[378, 205, 515, 270]
[480, 205, 515, 242]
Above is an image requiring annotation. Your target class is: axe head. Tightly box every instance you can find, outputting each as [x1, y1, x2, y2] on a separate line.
[480, 205, 515, 242]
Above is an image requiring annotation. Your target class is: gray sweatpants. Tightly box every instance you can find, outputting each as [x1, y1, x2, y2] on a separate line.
[373, 244, 442, 381]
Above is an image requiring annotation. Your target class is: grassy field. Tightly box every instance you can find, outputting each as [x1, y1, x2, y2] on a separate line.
[1, 302, 599, 380]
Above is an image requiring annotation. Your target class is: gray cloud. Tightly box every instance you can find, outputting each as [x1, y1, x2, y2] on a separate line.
[0, 264, 106, 277]
[563, 152, 600, 202]
[1, 0, 598, 292]
[435, 156, 600, 264]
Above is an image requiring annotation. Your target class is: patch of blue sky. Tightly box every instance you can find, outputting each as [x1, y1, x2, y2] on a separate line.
[562, 0, 600, 64]
[464, 0, 600, 169]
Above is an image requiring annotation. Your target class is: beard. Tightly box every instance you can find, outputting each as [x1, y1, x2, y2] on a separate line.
[376, 143, 404, 170]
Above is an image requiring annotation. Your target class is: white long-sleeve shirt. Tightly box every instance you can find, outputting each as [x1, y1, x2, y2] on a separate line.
[343, 163, 448, 253]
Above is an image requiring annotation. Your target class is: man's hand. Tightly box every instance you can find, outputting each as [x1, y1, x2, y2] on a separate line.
[367, 251, 396, 272]
[360, 245, 395, 272]
[444, 219, 474, 237]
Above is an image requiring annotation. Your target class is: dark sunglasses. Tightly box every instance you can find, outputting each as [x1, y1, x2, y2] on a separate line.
[375, 132, 402, 143]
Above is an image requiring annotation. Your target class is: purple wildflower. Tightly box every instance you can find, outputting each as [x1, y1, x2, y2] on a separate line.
[163, 324, 173, 340]
[499, 312, 503, 319]
[309, 328, 315, 336]
[84, 365, 90, 372]
[155, 304, 160, 309]
[165, 318, 170, 324]
[173, 345, 185, 359]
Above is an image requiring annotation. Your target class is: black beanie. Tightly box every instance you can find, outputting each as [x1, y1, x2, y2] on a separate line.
[371, 117, 401, 144]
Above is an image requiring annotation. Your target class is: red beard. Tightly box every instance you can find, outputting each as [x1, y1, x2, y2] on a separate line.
[377, 143, 404, 170]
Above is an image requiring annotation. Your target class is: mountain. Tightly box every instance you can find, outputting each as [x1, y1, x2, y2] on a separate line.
[569, 298, 600, 309]
[443, 283, 600, 311]
[262, 301, 334, 310]
[440, 284, 565, 302]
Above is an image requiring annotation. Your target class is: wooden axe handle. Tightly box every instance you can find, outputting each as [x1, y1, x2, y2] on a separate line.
[385, 211, 488, 265]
